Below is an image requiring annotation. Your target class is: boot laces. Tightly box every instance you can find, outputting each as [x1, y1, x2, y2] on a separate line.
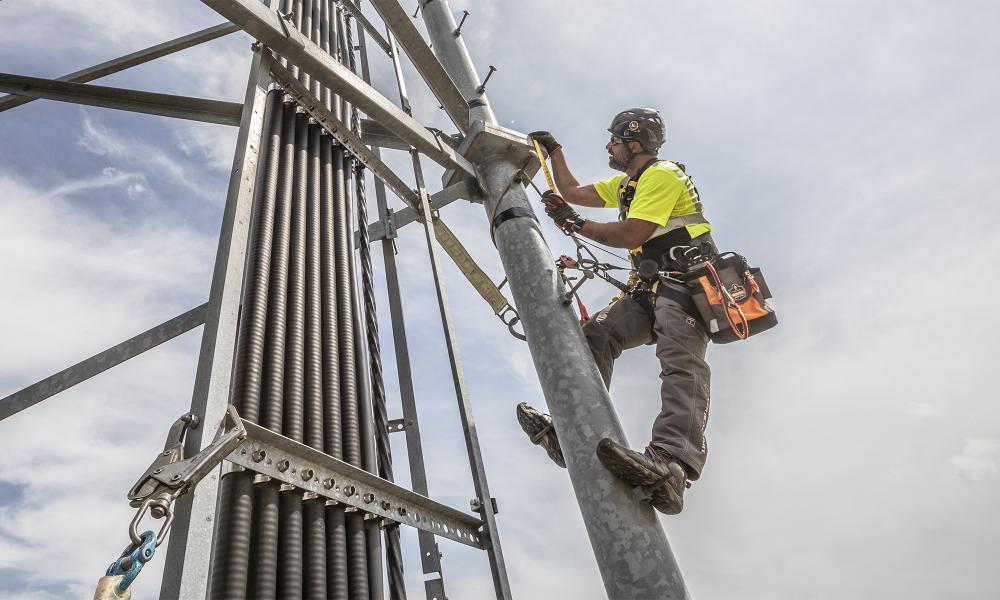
[645, 444, 692, 489]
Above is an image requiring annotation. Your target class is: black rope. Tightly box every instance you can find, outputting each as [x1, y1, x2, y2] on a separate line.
[344, 14, 406, 600]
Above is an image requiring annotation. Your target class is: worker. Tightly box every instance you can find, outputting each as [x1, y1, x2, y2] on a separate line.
[518, 108, 714, 515]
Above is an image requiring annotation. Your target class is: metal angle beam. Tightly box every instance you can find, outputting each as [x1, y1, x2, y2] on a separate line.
[269, 60, 421, 208]
[0, 304, 207, 422]
[229, 420, 486, 549]
[158, 49, 275, 600]
[364, 0, 470, 132]
[337, 0, 393, 56]
[359, 117, 411, 151]
[0, 22, 239, 113]
[0, 73, 243, 126]
[198, 0, 476, 176]
[361, 179, 476, 244]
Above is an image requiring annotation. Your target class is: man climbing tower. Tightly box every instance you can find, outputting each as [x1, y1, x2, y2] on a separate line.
[520, 108, 715, 515]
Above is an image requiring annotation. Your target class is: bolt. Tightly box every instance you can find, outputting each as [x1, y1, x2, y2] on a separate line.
[301, 469, 314, 481]
[276, 460, 290, 473]
[470, 498, 482, 511]
[397, 507, 408, 517]
[323, 478, 335, 490]
[171, 474, 181, 481]
[476, 65, 497, 94]
[363, 493, 375, 504]
[343, 485, 356, 496]
[453, 10, 470, 36]
[251, 449, 266, 463]
[381, 500, 391, 510]
[153, 468, 162, 474]
[364, 513, 376, 521]
[345, 506, 358, 513]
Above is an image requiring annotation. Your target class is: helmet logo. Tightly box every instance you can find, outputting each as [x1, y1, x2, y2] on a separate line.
[627, 120, 640, 132]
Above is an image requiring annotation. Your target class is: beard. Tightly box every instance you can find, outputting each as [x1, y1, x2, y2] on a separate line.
[608, 154, 627, 171]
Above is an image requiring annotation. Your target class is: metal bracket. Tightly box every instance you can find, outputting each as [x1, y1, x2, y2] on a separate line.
[229, 420, 486, 549]
[441, 121, 541, 189]
[387, 418, 406, 432]
[129, 406, 247, 507]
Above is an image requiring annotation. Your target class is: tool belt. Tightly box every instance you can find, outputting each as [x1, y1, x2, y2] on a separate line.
[681, 252, 777, 343]
[630, 236, 777, 344]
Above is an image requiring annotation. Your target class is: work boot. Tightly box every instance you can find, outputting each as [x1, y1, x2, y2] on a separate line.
[516, 403, 566, 468]
[595, 439, 688, 515]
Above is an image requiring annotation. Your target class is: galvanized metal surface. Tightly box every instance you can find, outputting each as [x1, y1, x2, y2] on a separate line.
[199, 0, 476, 177]
[420, 2, 691, 598]
[337, 0, 392, 56]
[366, 0, 469, 132]
[0, 22, 239, 113]
[228, 420, 485, 548]
[0, 304, 207, 422]
[157, 48, 274, 600]
[0, 73, 243, 125]
[362, 179, 479, 244]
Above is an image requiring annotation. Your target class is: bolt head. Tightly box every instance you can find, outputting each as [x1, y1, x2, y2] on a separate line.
[153, 468, 162, 474]
[276, 460, 290, 473]
[323, 478, 335, 489]
[251, 449, 266, 463]
[363, 493, 375, 504]
[301, 469, 314, 481]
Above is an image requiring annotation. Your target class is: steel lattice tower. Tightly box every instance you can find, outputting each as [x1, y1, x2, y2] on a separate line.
[0, 1, 690, 598]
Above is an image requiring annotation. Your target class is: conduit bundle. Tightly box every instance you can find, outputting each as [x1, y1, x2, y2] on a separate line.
[208, 1, 397, 598]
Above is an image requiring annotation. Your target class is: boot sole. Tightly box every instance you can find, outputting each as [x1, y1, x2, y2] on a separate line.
[516, 403, 566, 468]
[595, 439, 684, 515]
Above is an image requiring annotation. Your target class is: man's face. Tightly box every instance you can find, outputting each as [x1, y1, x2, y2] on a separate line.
[606, 136, 631, 171]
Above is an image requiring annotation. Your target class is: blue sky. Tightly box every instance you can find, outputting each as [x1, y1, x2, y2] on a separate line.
[1, 1, 999, 599]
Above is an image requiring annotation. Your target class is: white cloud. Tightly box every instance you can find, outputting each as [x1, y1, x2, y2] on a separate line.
[905, 402, 941, 418]
[950, 439, 1000, 482]
[3, 1, 1000, 599]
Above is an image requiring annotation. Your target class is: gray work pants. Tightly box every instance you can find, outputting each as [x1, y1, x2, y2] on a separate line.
[583, 294, 711, 479]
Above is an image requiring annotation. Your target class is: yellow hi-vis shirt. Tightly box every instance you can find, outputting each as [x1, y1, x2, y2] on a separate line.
[592, 160, 711, 242]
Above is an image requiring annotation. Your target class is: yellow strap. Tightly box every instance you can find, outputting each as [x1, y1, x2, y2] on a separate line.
[433, 217, 510, 315]
[532, 138, 556, 192]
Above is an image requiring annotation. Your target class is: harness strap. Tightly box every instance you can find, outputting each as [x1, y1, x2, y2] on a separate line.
[650, 280, 702, 323]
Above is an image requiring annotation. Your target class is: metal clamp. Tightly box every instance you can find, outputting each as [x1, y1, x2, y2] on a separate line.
[125, 405, 247, 547]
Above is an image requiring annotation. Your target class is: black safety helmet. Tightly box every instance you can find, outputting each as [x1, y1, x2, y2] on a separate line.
[608, 108, 666, 153]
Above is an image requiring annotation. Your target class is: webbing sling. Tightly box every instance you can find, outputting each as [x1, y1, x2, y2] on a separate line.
[432, 217, 525, 340]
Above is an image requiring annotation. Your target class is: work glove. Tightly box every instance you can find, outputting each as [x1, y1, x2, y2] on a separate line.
[529, 131, 561, 155]
[541, 190, 584, 234]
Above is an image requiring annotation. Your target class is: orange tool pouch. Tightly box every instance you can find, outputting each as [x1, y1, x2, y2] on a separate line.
[684, 253, 777, 344]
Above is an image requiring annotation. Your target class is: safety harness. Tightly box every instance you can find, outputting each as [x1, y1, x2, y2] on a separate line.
[617, 158, 710, 272]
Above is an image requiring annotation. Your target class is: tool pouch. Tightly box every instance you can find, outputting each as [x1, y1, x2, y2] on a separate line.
[683, 252, 777, 344]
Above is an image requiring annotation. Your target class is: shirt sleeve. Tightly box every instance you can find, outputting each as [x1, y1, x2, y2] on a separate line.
[626, 167, 684, 226]
[592, 174, 625, 208]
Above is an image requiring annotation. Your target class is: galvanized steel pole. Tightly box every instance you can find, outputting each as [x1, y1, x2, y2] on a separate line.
[419, 3, 691, 599]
